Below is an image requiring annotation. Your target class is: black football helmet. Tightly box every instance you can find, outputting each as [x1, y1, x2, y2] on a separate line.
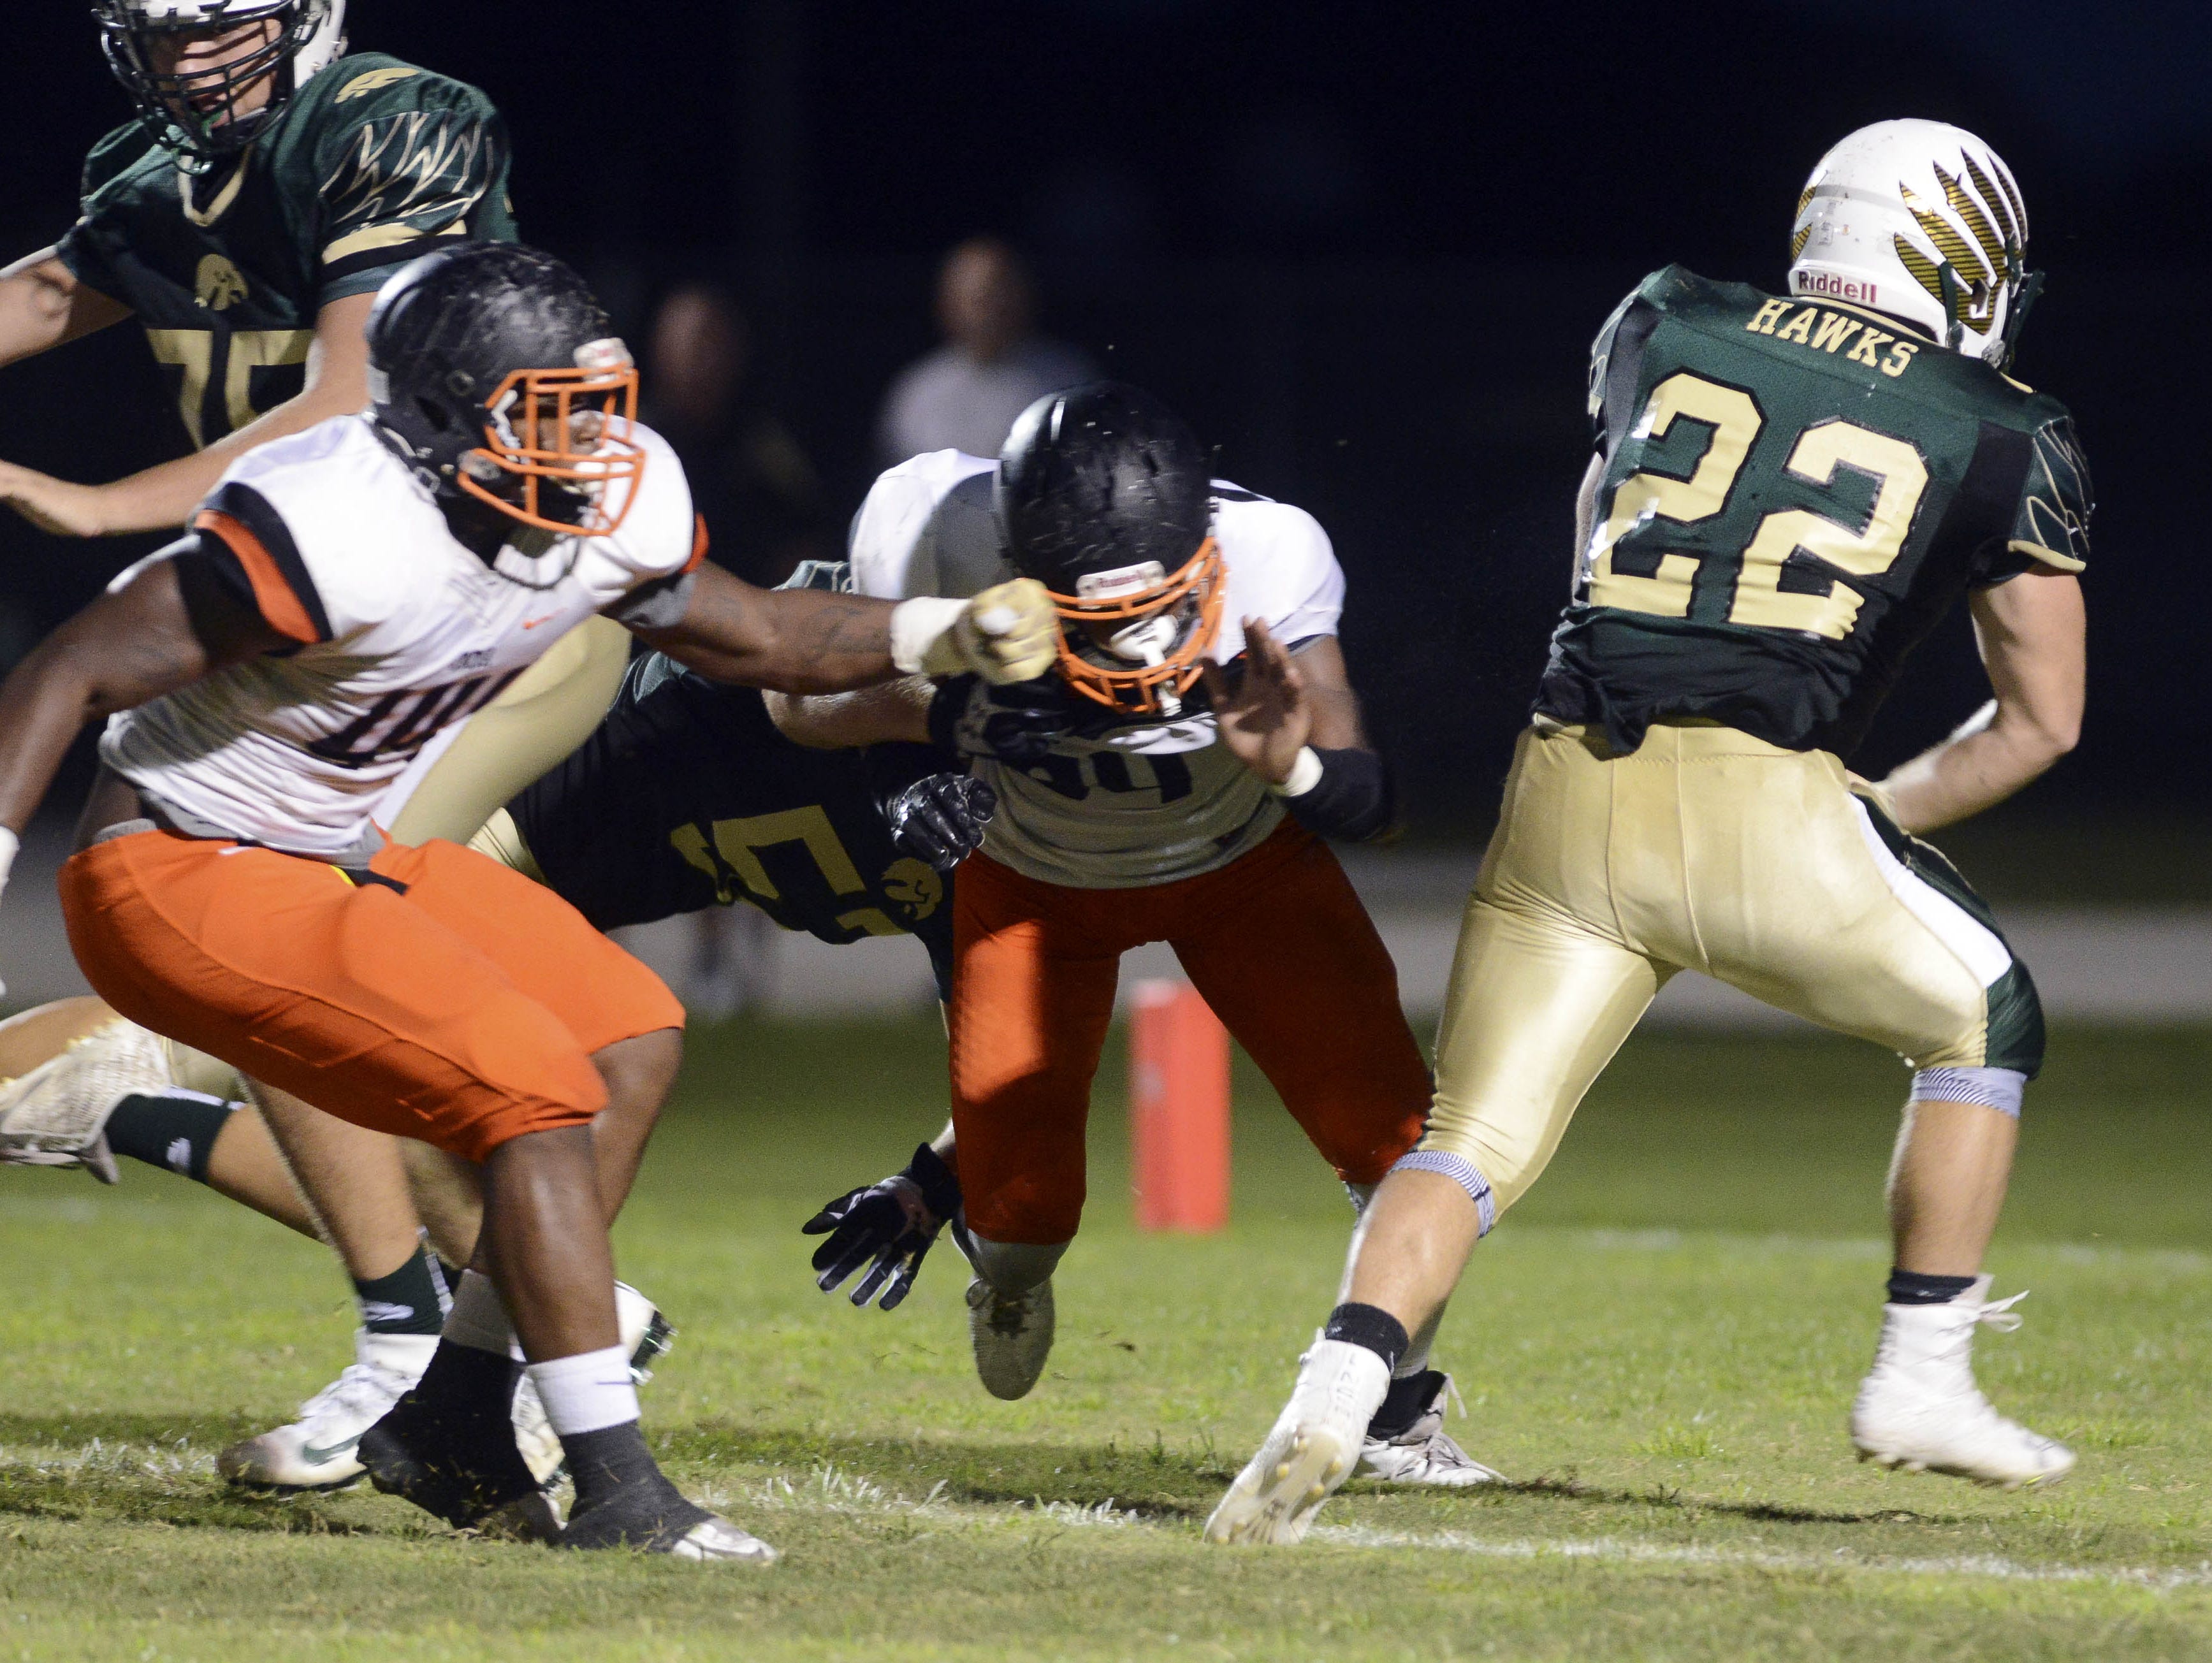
[995, 382, 1223, 716]
[93, 0, 348, 170]
[365, 242, 645, 539]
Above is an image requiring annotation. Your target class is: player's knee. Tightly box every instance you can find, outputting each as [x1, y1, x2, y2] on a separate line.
[591, 1027, 683, 1113]
[1909, 1066, 2028, 1119]
[1406, 1094, 1564, 1231]
[964, 1234, 1068, 1295]
[1388, 1149, 1499, 1237]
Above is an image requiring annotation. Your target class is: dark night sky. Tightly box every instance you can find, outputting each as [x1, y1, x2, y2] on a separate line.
[1, 1, 2204, 817]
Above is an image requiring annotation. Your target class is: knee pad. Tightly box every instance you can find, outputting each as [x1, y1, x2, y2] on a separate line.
[1388, 1149, 1498, 1237]
[966, 1234, 1068, 1296]
[1909, 1066, 2026, 1119]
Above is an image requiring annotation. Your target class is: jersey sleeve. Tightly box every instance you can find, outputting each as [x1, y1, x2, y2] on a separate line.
[847, 454, 1001, 599]
[1989, 414, 2092, 579]
[309, 64, 516, 305]
[1244, 503, 1344, 647]
[186, 480, 335, 646]
[1586, 269, 1670, 444]
[597, 425, 709, 625]
[52, 124, 157, 303]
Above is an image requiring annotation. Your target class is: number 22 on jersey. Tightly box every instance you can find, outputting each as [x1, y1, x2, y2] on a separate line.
[1589, 370, 1930, 641]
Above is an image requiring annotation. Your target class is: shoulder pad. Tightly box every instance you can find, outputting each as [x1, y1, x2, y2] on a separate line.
[79, 122, 159, 205]
[1587, 268, 1674, 422]
[310, 55, 497, 120]
[2009, 414, 2092, 573]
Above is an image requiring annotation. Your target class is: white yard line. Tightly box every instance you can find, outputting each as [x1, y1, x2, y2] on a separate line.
[1306, 1523, 2212, 1592]
[707, 1467, 2212, 1595]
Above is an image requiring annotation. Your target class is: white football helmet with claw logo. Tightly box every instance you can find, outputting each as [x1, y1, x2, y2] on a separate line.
[92, 0, 349, 166]
[1787, 119, 2039, 368]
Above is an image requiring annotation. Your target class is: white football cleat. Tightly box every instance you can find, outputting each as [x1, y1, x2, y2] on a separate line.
[1356, 1372, 1506, 1488]
[966, 1276, 1055, 1401]
[0, 1018, 177, 1184]
[219, 1330, 438, 1490]
[1205, 1337, 1391, 1545]
[1851, 1275, 2075, 1490]
[512, 1282, 675, 1485]
[666, 1516, 780, 1564]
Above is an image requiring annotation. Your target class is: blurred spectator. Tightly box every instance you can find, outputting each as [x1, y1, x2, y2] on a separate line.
[644, 283, 833, 588]
[877, 237, 1095, 465]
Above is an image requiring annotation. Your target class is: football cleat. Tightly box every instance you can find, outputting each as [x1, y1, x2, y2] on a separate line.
[219, 1329, 438, 1492]
[511, 1282, 674, 1485]
[0, 1017, 177, 1184]
[966, 1276, 1055, 1401]
[1355, 1372, 1506, 1488]
[1851, 1275, 2075, 1490]
[1205, 1337, 1391, 1546]
[358, 1386, 562, 1543]
[562, 1492, 778, 1563]
[663, 1516, 779, 1563]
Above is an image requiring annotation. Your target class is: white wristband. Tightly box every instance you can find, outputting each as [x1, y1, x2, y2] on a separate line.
[1268, 746, 1325, 799]
[0, 826, 18, 899]
[889, 597, 970, 676]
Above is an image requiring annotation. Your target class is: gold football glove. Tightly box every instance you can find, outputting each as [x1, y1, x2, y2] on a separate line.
[956, 578, 1058, 683]
[891, 579, 1059, 685]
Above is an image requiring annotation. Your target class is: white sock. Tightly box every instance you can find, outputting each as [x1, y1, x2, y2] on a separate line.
[527, 1346, 641, 1437]
[442, 1270, 524, 1362]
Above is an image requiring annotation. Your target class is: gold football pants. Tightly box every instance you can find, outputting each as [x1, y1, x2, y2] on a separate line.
[1413, 720, 2042, 1224]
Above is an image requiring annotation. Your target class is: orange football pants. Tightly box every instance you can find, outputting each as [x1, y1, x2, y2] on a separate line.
[60, 829, 685, 1163]
[950, 820, 1433, 1244]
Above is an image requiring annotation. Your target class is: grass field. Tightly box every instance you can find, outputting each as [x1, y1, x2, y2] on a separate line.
[1, 1015, 2208, 1660]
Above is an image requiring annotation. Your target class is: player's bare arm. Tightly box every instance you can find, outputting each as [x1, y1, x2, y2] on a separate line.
[0, 553, 284, 839]
[0, 291, 375, 540]
[0, 250, 131, 368]
[1204, 621, 1391, 839]
[762, 676, 936, 748]
[631, 560, 1058, 695]
[1874, 567, 2085, 834]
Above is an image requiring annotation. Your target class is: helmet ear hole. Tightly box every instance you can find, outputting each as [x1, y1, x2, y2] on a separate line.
[414, 396, 453, 435]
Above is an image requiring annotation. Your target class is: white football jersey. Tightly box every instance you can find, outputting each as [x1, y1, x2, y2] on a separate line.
[848, 450, 1344, 889]
[101, 413, 699, 862]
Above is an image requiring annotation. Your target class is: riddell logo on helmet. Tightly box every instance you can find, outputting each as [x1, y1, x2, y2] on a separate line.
[1796, 271, 1878, 305]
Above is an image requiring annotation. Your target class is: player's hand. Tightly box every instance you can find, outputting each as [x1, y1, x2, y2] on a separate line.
[884, 774, 998, 870]
[1202, 616, 1311, 786]
[955, 579, 1059, 684]
[801, 1142, 961, 1311]
[0, 463, 110, 539]
[927, 676, 1073, 767]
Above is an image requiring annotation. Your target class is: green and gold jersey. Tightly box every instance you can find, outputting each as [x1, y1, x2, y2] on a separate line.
[55, 52, 516, 452]
[1536, 265, 2092, 758]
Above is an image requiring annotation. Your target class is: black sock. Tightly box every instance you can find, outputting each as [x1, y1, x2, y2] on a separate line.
[1323, 1302, 1409, 1374]
[354, 1243, 453, 1337]
[1367, 1368, 1444, 1440]
[409, 1340, 523, 1432]
[102, 1091, 237, 1182]
[558, 1421, 710, 1550]
[563, 1421, 678, 1513]
[1887, 1268, 1977, 1306]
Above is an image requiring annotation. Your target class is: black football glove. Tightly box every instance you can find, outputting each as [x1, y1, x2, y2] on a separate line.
[926, 674, 1073, 767]
[801, 1142, 962, 1311]
[884, 773, 998, 870]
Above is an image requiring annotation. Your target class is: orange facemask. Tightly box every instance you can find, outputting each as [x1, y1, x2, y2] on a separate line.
[456, 344, 647, 537]
[1045, 538, 1226, 716]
